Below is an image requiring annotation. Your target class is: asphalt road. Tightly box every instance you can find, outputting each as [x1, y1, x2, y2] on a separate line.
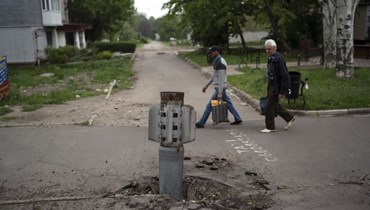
[1, 42, 370, 210]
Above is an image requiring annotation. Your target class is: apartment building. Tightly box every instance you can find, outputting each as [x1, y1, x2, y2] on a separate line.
[0, 0, 91, 64]
[354, 0, 370, 58]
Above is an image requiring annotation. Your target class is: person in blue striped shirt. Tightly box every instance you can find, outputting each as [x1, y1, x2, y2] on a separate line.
[196, 46, 242, 128]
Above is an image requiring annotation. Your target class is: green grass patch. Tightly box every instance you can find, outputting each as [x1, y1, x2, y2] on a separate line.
[0, 58, 134, 116]
[178, 48, 306, 67]
[178, 50, 209, 66]
[0, 116, 18, 122]
[76, 121, 90, 126]
[229, 67, 370, 110]
[178, 50, 251, 67]
[0, 106, 13, 116]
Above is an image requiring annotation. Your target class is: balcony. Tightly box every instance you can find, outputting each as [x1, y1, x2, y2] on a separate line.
[42, 10, 63, 26]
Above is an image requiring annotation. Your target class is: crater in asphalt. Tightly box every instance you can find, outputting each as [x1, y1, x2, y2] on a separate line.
[118, 176, 272, 209]
[112, 156, 273, 209]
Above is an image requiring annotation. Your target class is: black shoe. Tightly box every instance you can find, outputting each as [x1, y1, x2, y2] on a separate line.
[230, 120, 242, 125]
[196, 123, 204, 128]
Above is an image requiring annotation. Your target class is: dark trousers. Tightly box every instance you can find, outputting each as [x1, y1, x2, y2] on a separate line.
[265, 81, 294, 130]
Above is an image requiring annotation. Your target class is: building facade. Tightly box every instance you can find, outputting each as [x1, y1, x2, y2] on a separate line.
[0, 0, 91, 64]
[355, 0, 370, 41]
[354, 0, 370, 58]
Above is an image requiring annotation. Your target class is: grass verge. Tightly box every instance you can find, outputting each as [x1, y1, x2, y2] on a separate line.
[0, 58, 134, 116]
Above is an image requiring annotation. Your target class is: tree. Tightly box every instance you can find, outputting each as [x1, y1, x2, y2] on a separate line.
[319, 0, 336, 68]
[215, 0, 255, 50]
[164, 0, 253, 49]
[285, 1, 322, 49]
[118, 22, 137, 41]
[137, 14, 154, 38]
[154, 15, 188, 41]
[249, 0, 322, 53]
[68, 0, 135, 41]
[319, 0, 360, 77]
[262, 0, 293, 52]
[335, 0, 360, 77]
[164, 0, 322, 53]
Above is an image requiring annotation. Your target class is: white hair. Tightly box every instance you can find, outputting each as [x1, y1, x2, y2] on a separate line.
[265, 39, 277, 49]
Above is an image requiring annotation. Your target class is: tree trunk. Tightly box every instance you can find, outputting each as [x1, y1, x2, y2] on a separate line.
[264, 0, 291, 52]
[238, 31, 247, 52]
[335, 0, 360, 78]
[319, 0, 336, 68]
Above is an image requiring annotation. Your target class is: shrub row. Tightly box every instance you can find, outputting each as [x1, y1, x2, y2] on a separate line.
[96, 51, 113, 60]
[45, 41, 136, 64]
[44, 46, 77, 64]
[92, 41, 136, 53]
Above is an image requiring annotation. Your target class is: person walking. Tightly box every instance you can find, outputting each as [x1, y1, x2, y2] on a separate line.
[261, 39, 295, 133]
[196, 46, 242, 128]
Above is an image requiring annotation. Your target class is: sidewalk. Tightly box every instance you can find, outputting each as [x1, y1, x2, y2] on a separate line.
[354, 58, 370, 67]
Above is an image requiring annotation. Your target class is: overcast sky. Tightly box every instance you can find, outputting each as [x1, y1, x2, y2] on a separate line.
[134, 0, 168, 18]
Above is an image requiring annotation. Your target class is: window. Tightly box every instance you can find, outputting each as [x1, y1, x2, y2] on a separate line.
[46, 31, 53, 46]
[51, 0, 60, 10]
[41, 0, 60, 11]
[42, 0, 46, 10]
[65, 33, 74, 45]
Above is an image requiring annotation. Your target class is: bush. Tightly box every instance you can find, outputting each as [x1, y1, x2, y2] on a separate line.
[58, 46, 77, 57]
[70, 49, 97, 62]
[45, 46, 77, 64]
[139, 37, 149, 44]
[177, 39, 191, 46]
[92, 41, 136, 53]
[96, 51, 112, 60]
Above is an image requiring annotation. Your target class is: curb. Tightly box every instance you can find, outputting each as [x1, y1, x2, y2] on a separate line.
[291, 108, 370, 116]
[184, 56, 370, 117]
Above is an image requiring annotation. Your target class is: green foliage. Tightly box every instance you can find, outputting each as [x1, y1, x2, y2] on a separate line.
[284, 1, 323, 48]
[96, 51, 113, 60]
[0, 59, 134, 115]
[77, 121, 90, 126]
[164, 0, 253, 47]
[164, 0, 280, 48]
[251, 0, 322, 50]
[164, 0, 323, 51]
[69, 49, 97, 62]
[59, 46, 78, 57]
[178, 50, 209, 66]
[243, 16, 270, 32]
[154, 15, 189, 41]
[45, 46, 77, 64]
[68, 0, 135, 41]
[49, 54, 69, 64]
[228, 68, 267, 99]
[139, 37, 149, 44]
[177, 39, 192, 46]
[178, 48, 264, 66]
[137, 14, 155, 38]
[119, 21, 138, 41]
[92, 41, 136, 53]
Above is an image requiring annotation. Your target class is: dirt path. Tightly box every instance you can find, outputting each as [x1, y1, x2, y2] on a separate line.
[0, 43, 184, 127]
